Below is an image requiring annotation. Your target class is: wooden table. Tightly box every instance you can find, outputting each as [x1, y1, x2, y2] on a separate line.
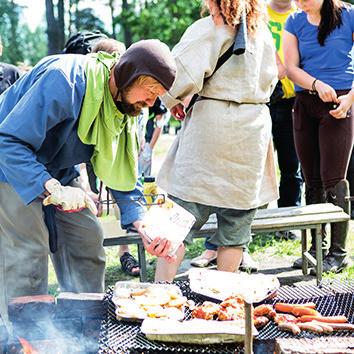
[103, 203, 350, 284]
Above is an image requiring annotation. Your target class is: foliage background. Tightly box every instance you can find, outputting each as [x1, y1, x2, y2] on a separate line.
[0, 0, 202, 66]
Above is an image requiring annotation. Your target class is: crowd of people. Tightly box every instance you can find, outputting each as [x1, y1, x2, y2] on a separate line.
[0, 0, 353, 329]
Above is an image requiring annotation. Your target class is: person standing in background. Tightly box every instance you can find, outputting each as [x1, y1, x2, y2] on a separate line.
[267, 0, 303, 242]
[138, 97, 167, 177]
[284, 0, 354, 273]
[347, 151, 354, 219]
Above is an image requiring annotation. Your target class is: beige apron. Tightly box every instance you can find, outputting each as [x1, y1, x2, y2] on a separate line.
[158, 16, 279, 210]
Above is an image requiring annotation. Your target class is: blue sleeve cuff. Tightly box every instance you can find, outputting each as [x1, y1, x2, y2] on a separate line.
[109, 180, 146, 229]
[120, 206, 145, 230]
[18, 171, 52, 205]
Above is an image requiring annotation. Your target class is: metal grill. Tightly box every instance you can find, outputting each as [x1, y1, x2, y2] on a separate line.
[98, 280, 354, 354]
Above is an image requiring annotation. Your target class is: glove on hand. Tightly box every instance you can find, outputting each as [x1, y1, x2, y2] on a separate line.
[43, 178, 97, 215]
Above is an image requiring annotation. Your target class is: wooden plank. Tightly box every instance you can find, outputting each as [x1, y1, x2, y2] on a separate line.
[251, 211, 349, 231]
[254, 203, 342, 220]
[103, 234, 141, 246]
[101, 205, 349, 244]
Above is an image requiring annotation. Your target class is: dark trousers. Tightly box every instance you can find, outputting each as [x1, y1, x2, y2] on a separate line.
[269, 97, 303, 207]
[347, 150, 354, 216]
[293, 91, 353, 190]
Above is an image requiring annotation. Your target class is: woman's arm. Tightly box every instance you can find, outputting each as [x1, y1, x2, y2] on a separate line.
[283, 30, 338, 103]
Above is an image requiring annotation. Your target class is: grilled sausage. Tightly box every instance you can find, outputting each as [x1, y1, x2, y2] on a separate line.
[297, 315, 348, 323]
[309, 321, 333, 334]
[278, 322, 301, 335]
[274, 303, 319, 316]
[298, 322, 323, 333]
[321, 323, 354, 331]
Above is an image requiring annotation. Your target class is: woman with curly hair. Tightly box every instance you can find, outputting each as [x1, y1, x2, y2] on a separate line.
[284, 0, 354, 273]
[150, 0, 278, 281]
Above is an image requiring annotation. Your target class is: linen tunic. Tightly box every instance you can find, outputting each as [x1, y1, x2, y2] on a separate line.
[158, 16, 279, 209]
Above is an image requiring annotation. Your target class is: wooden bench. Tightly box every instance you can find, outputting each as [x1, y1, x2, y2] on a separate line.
[102, 203, 349, 285]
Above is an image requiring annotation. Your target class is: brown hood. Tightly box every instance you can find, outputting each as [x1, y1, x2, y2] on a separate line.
[113, 39, 176, 91]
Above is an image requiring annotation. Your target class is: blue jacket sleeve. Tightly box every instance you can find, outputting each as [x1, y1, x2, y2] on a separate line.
[109, 180, 145, 229]
[0, 69, 82, 204]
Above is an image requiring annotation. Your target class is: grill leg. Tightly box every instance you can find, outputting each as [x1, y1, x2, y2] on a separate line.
[315, 224, 323, 285]
[244, 302, 253, 354]
[301, 229, 308, 275]
[138, 242, 147, 282]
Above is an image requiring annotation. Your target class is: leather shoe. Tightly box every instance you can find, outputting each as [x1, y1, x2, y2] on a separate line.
[310, 254, 350, 275]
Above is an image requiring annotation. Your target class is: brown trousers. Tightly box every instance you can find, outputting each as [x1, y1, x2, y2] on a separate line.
[293, 90, 354, 190]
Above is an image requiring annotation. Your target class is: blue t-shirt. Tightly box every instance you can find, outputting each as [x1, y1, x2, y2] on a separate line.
[285, 6, 354, 92]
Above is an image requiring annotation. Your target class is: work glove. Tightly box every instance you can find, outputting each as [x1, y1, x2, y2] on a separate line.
[43, 178, 97, 215]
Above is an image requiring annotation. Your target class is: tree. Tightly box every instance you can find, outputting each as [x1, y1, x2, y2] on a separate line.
[0, 0, 23, 64]
[20, 25, 47, 66]
[72, 8, 107, 34]
[114, 0, 201, 49]
[45, 0, 65, 55]
[107, 0, 117, 37]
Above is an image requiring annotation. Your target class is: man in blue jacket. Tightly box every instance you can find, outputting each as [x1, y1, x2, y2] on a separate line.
[0, 39, 176, 317]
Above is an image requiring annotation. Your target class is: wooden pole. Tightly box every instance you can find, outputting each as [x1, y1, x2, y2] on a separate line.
[244, 302, 253, 354]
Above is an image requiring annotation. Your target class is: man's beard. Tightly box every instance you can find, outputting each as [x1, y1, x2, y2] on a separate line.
[118, 89, 147, 116]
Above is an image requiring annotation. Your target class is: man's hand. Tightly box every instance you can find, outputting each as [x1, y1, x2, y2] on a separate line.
[133, 220, 177, 263]
[43, 178, 97, 214]
[170, 103, 185, 121]
[329, 94, 353, 119]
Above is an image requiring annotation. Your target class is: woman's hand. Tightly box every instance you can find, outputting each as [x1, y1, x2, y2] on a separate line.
[133, 220, 177, 263]
[315, 80, 338, 103]
[170, 103, 186, 121]
[329, 93, 353, 119]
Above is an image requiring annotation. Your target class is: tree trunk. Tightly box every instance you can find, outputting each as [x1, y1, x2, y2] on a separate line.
[45, 0, 57, 55]
[57, 0, 65, 50]
[122, 0, 133, 47]
[108, 0, 116, 38]
[45, 0, 65, 54]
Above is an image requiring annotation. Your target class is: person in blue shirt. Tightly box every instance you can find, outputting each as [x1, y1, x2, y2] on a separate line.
[284, 0, 354, 273]
[0, 39, 176, 318]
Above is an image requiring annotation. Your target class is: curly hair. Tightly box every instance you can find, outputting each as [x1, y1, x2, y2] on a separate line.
[214, 0, 266, 35]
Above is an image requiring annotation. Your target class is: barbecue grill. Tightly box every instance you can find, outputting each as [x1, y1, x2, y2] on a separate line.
[98, 280, 354, 354]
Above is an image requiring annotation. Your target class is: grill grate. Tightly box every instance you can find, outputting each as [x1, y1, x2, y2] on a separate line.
[99, 280, 354, 354]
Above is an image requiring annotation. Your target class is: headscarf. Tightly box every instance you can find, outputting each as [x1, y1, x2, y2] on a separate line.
[114, 39, 176, 91]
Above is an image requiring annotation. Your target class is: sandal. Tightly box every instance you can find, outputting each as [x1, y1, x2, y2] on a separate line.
[120, 252, 140, 276]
